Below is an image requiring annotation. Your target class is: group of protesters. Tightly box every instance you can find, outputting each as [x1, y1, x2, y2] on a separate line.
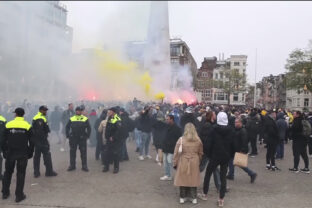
[1, 99, 312, 206]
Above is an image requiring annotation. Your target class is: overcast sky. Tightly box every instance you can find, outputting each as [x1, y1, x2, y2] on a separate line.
[63, 1, 312, 84]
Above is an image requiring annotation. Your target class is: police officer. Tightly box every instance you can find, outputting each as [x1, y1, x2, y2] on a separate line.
[0, 114, 6, 180]
[103, 107, 122, 174]
[32, 106, 57, 178]
[66, 106, 91, 172]
[1, 108, 34, 202]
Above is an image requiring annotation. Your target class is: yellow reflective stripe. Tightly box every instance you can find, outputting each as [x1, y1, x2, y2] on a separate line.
[70, 115, 88, 122]
[6, 117, 31, 130]
[33, 112, 47, 123]
[0, 115, 6, 122]
[110, 114, 121, 124]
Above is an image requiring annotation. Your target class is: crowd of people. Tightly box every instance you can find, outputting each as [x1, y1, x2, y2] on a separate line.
[0, 98, 312, 206]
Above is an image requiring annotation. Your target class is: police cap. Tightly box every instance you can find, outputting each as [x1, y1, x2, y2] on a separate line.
[13, 107, 25, 116]
[39, 105, 48, 111]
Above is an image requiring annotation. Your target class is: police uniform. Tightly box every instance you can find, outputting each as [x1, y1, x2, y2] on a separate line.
[0, 115, 7, 180]
[1, 108, 34, 202]
[65, 109, 91, 171]
[32, 107, 57, 177]
[103, 111, 122, 173]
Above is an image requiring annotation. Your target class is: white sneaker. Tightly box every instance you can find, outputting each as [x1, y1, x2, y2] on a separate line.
[192, 198, 197, 204]
[156, 154, 159, 162]
[160, 175, 172, 181]
[138, 156, 144, 161]
[145, 155, 152, 159]
[157, 162, 162, 166]
[179, 198, 185, 204]
[60, 148, 65, 152]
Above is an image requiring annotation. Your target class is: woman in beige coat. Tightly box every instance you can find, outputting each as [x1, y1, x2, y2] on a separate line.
[173, 123, 203, 204]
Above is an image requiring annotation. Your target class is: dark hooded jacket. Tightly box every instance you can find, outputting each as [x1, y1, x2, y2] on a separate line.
[206, 125, 235, 163]
[291, 116, 304, 142]
[276, 112, 287, 142]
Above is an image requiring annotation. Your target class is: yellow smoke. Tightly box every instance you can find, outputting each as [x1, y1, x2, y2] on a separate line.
[91, 48, 164, 101]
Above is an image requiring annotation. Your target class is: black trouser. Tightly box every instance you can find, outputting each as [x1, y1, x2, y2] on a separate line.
[293, 140, 309, 169]
[69, 137, 87, 168]
[203, 159, 228, 199]
[0, 149, 3, 177]
[180, 187, 197, 199]
[103, 143, 120, 170]
[2, 156, 28, 197]
[266, 143, 277, 167]
[33, 143, 54, 174]
[95, 133, 103, 160]
[249, 135, 258, 154]
[308, 136, 312, 155]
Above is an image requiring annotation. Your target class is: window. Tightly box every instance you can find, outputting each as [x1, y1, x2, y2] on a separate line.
[202, 72, 208, 77]
[304, 98, 309, 107]
[170, 46, 180, 56]
[304, 91, 309, 95]
[215, 73, 218, 79]
[203, 90, 211, 97]
[243, 62, 246, 66]
[216, 92, 226, 100]
[297, 98, 300, 107]
[233, 93, 238, 101]
[234, 62, 240, 66]
[220, 72, 224, 79]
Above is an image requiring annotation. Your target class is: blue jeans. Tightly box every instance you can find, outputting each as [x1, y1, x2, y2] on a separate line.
[276, 141, 284, 159]
[228, 158, 255, 177]
[140, 132, 151, 156]
[134, 128, 141, 149]
[163, 153, 173, 177]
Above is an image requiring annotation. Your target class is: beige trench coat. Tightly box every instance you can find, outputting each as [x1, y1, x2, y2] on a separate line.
[98, 120, 107, 144]
[173, 137, 203, 187]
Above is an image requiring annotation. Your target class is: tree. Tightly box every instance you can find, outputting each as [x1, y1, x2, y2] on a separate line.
[213, 69, 246, 105]
[286, 42, 312, 93]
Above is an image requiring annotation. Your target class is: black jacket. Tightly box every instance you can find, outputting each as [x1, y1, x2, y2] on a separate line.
[32, 112, 50, 145]
[1, 117, 34, 159]
[207, 125, 235, 163]
[162, 123, 182, 154]
[180, 113, 198, 131]
[246, 114, 260, 138]
[105, 114, 122, 145]
[152, 120, 167, 149]
[263, 115, 279, 144]
[66, 115, 91, 139]
[234, 127, 249, 154]
[198, 121, 215, 156]
[137, 112, 153, 133]
[291, 117, 304, 142]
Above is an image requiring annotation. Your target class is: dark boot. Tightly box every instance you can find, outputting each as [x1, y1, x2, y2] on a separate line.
[67, 166, 76, 171]
[15, 194, 26, 203]
[43, 151, 57, 177]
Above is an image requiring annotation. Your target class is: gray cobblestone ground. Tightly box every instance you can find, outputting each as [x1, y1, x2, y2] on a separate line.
[1, 135, 312, 208]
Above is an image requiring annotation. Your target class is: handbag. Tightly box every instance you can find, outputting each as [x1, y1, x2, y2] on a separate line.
[178, 137, 183, 153]
[233, 152, 248, 168]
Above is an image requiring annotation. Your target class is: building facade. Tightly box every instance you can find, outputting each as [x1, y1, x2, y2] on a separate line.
[195, 55, 247, 105]
[286, 89, 312, 112]
[255, 74, 286, 110]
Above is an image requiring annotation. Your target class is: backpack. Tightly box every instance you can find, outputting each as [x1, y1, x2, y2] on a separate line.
[302, 119, 312, 137]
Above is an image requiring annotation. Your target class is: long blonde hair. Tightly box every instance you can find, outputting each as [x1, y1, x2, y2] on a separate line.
[183, 123, 200, 142]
